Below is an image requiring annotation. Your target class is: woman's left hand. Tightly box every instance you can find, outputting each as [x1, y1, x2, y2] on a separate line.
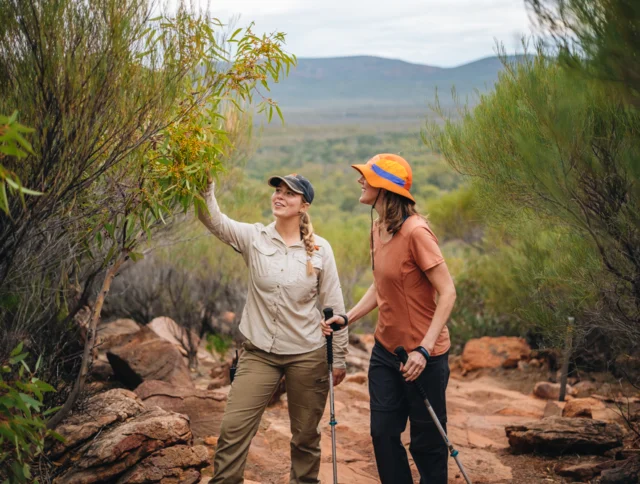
[400, 351, 427, 382]
[333, 368, 346, 386]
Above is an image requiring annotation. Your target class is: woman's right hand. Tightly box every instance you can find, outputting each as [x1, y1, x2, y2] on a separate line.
[320, 315, 347, 336]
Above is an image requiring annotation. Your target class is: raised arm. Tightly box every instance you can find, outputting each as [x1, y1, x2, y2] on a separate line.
[197, 180, 256, 254]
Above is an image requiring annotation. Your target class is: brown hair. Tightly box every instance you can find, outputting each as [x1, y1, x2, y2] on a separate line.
[379, 191, 425, 235]
[299, 211, 316, 276]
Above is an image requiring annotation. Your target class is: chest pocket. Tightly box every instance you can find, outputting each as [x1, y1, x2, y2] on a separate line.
[292, 252, 322, 282]
[287, 252, 322, 303]
[251, 241, 278, 278]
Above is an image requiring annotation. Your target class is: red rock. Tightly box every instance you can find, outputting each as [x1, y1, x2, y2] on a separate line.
[148, 316, 200, 357]
[345, 372, 367, 385]
[461, 337, 531, 372]
[107, 328, 194, 389]
[505, 416, 624, 455]
[529, 358, 541, 368]
[135, 380, 227, 438]
[554, 460, 609, 481]
[50, 389, 145, 458]
[543, 400, 565, 418]
[53, 408, 192, 483]
[600, 455, 640, 484]
[116, 444, 209, 483]
[96, 319, 142, 352]
[208, 361, 231, 389]
[203, 436, 218, 447]
[573, 380, 599, 398]
[562, 397, 605, 418]
[533, 381, 577, 400]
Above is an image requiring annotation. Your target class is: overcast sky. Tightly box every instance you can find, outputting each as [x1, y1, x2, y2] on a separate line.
[195, 0, 535, 67]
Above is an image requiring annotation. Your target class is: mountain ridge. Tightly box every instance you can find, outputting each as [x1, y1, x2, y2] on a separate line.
[264, 54, 525, 124]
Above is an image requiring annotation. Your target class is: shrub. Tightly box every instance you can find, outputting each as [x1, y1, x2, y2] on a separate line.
[0, 344, 62, 483]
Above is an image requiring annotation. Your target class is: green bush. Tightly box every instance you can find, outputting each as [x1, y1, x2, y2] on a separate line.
[0, 344, 62, 484]
[206, 333, 233, 357]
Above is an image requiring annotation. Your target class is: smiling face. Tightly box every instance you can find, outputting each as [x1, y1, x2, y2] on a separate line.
[271, 183, 308, 219]
[357, 174, 382, 206]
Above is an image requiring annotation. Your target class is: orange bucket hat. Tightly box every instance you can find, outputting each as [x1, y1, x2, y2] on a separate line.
[351, 153, 415, 203]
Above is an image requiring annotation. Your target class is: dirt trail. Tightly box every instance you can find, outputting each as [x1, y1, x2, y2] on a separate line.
[196, 341, 627, 484]
[218, 370, 573, 483]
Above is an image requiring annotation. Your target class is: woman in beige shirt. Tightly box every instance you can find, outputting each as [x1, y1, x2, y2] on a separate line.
[197, 174, 348, 484]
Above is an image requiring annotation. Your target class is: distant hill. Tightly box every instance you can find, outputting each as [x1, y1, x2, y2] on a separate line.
[265, 54, 524, 125]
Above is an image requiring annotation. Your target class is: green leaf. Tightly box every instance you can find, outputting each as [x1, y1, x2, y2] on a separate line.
[43, 405, 61, 416]
[229, 27, 243, 42]
[129, 252, 144, 262]
[48, 430, 65, 443]
[10, 343, 23, 358]
[17, 185, 43, 196]
[0, 181, 8, 214]
[9, 353, 28, 365]
[0, 144, 24, 158]
[19, 394, 42, 411]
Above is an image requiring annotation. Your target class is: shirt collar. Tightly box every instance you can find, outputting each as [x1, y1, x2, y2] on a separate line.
[263, 222, 304, 248]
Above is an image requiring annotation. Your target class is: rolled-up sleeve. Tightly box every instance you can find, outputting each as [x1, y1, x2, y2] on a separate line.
[318, 242, 348, 368]
[197, 183, 256, 254]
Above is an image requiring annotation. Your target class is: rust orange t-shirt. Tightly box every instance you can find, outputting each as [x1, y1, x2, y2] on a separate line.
[372, 214, 451, 356]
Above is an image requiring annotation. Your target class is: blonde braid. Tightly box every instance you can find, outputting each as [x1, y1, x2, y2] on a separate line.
[299, 211, 316, 276]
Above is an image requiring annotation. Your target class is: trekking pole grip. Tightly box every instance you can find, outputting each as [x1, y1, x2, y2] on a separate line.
[395, 346, 429, 400]
[323, 308, 334, 365]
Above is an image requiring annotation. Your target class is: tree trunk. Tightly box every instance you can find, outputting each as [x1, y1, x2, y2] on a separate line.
[46, 252, 127, 429]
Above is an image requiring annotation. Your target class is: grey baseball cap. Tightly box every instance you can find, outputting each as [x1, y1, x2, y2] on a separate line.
[268, 174, 315, 204]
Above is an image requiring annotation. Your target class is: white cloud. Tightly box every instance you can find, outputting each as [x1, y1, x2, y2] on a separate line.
[187, 0, 534, 66]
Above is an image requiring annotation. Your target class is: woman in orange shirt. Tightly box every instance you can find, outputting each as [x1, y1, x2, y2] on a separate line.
[322, 154, 456, 484]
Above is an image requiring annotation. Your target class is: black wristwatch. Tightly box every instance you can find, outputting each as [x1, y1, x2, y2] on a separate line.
[415, 346, 431, 362]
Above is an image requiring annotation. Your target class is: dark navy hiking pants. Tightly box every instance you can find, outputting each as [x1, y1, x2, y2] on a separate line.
[369, 340, 450, 484]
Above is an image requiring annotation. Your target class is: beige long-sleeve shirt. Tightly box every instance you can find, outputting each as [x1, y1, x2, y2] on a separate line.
[197, 184, 348, 368]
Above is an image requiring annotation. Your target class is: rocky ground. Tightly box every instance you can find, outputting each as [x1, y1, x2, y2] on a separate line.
[49, 319, 640, 483]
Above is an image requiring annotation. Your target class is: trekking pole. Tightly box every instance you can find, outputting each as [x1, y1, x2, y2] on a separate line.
[323, 307, 343, 484]
[395, 346, 473, 484]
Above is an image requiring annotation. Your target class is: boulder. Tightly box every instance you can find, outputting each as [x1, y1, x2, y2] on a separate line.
[573, 380, 599, 398]
[562, 397, 605, 418]
[208, 360, 231, 389]
[505, 416, 624, 455]
[554, 460, 613, 481]
[600, 455, 640, 484]
[53, 408, 192, 484]
[96, 319, 142, 352]
[461, 337, 531, 372]
[50, 389, 145, 459]
[543, 400, 565, 418]
[135, 380, 227, 438]
[533, 381, 577, 400]
[116, 445, 209, 483]
[148, 316, 200, 357]
[107, 328, 194, 389]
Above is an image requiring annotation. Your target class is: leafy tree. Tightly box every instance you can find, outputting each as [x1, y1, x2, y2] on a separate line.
[0, 0, 294, 429]
[527, 0, 640, 106]
[424, 48, 640, 353]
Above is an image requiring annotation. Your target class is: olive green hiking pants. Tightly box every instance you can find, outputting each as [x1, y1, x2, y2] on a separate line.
[212, 341, 329, 484]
